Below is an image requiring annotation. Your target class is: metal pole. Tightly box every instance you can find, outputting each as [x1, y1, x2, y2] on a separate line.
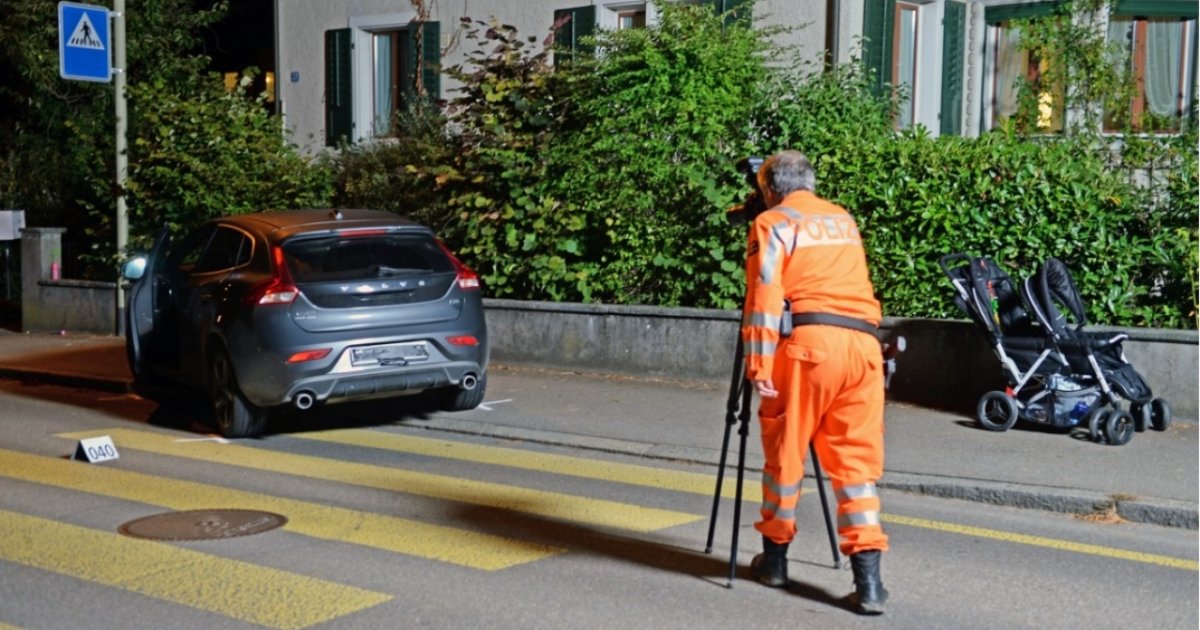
[113, 0, 127, 335]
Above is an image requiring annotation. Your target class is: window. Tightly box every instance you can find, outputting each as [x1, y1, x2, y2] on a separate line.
[986, 20, 1065, 133]
[324, 21, 440, 146]
[617, 10, 647, 30]
[373, 29, 413, 135]
[893, 3, 920, 129]
[1105, 15, 1196, 131]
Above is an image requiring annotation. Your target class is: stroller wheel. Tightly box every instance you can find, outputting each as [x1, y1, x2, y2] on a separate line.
[1131, 402, 1150, 433]
[1086, 407, 1110, 443]
[1104, 409, 1135, 446]
[1150, 398, 1172, 431]
[976, 391, 1018, 432]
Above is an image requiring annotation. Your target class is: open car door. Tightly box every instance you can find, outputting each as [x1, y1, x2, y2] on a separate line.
[123, 225, 172, 383]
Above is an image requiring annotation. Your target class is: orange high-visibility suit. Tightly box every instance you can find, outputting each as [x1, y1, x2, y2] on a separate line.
[742, 189, 888, 556]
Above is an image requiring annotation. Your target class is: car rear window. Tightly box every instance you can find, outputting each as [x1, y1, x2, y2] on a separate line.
[282, 233, 453, 283]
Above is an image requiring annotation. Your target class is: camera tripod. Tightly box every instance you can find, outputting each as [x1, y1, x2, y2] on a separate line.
[703, 321, 905, 588]
[703, 330, 842, 588]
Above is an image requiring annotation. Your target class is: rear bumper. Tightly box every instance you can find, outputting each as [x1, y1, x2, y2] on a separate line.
[280, 361, 485, 406]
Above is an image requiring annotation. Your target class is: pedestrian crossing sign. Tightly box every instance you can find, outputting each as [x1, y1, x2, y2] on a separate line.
[58, 2, 111, 82]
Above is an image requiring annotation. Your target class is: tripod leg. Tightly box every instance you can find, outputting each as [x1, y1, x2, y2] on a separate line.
[726, 377, 754, 587]
[705, 337, 748, 554]
[809, 446, 842, 569]
[704, 415, 735, 554]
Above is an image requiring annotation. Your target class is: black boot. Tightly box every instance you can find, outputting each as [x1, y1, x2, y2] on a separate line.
[750, 537, 789, 587]
[848, 550, 888, 615]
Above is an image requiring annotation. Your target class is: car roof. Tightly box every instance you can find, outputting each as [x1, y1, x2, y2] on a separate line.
[214, 209, 429, 241]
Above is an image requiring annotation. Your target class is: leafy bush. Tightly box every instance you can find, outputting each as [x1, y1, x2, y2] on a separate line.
[332, 1, 1196, 329]
[100, 72, 334, 257]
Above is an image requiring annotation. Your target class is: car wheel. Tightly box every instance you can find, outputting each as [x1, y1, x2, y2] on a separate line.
[1103, 409, 1135, 446]
[433, 372, 488, 412]
[976, 391, 1017, 432]
[210, 347, 267, 438]
[1150, 398, 1172, 431]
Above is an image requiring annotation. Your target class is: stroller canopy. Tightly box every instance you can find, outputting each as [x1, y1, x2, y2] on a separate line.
[1023, 257, 1088, 339]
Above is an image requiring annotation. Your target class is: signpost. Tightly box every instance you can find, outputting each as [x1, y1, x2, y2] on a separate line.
[58, 1, 127, 335]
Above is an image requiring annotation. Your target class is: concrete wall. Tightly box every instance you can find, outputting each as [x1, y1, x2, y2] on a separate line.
[483, 299, 1199, 421]
[20, 227, 117, 335]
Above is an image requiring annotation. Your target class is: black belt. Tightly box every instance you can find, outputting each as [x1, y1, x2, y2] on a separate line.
[791, 312, 879, 336]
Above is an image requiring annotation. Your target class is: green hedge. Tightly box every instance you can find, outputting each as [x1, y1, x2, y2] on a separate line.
[334, 4, 1197, 329]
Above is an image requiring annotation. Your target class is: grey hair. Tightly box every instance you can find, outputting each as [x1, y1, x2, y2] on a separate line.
[759, 150, 816, 196]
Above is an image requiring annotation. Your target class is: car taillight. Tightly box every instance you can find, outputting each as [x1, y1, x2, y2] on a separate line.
[436, 240, 481, 291]
[447, 335, 480, 346]
[246, 246, 300, 306]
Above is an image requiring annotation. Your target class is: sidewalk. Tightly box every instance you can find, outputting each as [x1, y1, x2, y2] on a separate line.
[0, 329, 1195, 529]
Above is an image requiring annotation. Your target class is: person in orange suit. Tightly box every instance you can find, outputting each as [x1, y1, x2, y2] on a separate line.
[741, 150, 889, 615]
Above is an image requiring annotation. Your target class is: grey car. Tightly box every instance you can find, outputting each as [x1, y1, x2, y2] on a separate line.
[121, 209, 489, 438]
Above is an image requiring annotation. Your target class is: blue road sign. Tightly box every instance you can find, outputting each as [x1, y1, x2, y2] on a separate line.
[59, 2, 111, 82]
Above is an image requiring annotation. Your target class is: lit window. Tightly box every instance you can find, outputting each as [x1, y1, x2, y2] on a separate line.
[987, 21, 1064, 132]
[1105, 16, 1196, 132]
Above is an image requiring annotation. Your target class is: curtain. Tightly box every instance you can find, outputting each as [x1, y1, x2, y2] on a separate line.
[373, 33, 393, 135]
[896, 5, 917, 129]
[1144, 19, 1183, 117]
[993, 23, 1024, 121]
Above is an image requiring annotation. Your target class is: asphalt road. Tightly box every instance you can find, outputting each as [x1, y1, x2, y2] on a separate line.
[0, 374, 1196, 630]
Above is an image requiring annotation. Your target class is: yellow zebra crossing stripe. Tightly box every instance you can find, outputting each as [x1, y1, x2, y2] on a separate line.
[884, 514, 1200, 571]
[0, 448, 561, 570]
[59, 429, 703, 532]
[291, 428, 764, 502]
[0, 509, 390, 630]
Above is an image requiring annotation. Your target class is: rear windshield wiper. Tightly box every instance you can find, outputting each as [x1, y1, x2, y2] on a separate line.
[373, 266, 431, 278]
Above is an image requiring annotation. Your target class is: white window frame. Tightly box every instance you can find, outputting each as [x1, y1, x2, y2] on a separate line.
[596, 2, 658, 31]
[350, 11, 418, 143]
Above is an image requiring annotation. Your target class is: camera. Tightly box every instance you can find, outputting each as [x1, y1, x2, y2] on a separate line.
[725, 156, 766, 225]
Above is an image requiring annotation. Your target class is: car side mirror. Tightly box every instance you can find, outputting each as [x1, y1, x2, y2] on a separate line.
[121, 256, 147, 281]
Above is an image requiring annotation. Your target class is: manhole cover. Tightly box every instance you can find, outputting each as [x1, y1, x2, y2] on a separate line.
[118, 509, 287, 541]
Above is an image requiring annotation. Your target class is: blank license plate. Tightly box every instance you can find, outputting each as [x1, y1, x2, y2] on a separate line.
[352, 343, 429, 366]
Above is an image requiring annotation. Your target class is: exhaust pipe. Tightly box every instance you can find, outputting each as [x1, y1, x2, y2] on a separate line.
[460, 374, 478, 391]
[294, 391, 315, 410]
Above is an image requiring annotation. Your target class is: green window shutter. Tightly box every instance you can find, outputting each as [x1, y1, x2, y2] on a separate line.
[940, 1, 966, 136]
[421, 21, 441, 99]
[863, 0, 896, 98]
[402, 22, 441, 101]
[325, 28, 353, 147]
[703, 0, 753, 26]
[1114, 1, 1198, 18]
[553, 5, 596, 65]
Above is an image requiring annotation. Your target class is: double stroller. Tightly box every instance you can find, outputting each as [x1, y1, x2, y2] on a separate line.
[940, 253, 1171, 445]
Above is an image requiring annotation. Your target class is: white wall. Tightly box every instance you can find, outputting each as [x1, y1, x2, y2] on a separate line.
[275, 0, 835, 154]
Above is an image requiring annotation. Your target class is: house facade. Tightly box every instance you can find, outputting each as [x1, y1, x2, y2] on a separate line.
[272, 0, 1196, 153]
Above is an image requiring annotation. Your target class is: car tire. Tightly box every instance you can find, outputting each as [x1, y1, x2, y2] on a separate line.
[433, 372, 488, 412]
[210, 347, 267, 438]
